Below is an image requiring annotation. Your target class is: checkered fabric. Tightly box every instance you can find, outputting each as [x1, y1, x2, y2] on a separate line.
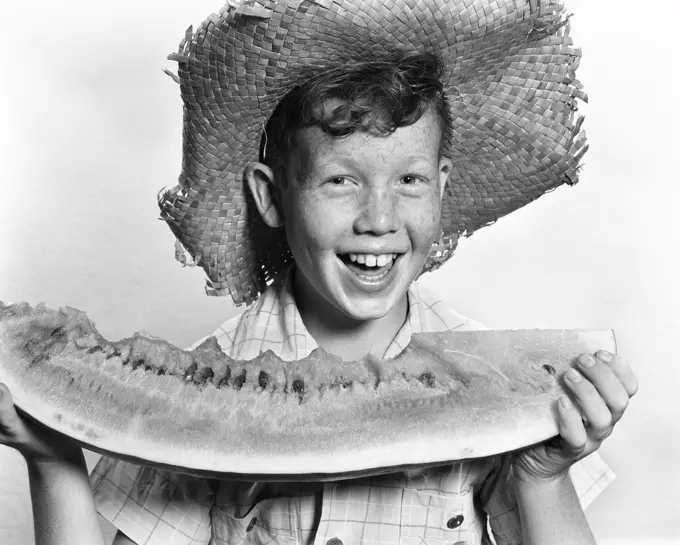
[91, 265, 615, 545]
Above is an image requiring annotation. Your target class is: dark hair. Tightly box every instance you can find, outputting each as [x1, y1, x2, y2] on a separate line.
[260, 51, 452, 184]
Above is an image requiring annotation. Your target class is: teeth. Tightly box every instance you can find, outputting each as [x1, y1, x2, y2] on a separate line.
[347, 253, 397, 267]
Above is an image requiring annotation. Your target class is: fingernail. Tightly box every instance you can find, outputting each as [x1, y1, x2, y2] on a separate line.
[566, 368, 582, 382]
[597, 350, 613, 363]
[559, 395, 573, 410]
[578, 354, 596, 368]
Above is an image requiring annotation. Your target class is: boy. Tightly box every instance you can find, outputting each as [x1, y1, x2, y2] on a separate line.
[0, 1, 638, 544]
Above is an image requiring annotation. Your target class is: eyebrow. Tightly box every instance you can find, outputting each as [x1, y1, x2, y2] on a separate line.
[399, 156, 434, 168]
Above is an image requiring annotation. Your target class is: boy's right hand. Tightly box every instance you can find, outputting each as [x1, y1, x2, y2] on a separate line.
[0, 382, 82, 463]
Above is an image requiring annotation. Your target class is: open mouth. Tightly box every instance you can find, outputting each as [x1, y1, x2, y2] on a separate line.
[337, 252, 401, 279]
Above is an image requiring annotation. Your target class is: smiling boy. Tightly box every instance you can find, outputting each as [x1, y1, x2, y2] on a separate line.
[0, 1, 638, 545]
[247, 82, 453, 359]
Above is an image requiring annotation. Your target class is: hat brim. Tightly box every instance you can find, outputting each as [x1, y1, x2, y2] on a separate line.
[158, 0, 587, 304]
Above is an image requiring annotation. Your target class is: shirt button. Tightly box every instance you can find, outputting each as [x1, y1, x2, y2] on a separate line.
[326, 539, 343, 545]
[446, 514, 464, 529]
[246, 517, 257, 532]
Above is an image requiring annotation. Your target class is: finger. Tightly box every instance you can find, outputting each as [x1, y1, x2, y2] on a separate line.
[557, 395, 588, 456]
[595, 350, 638, 398]
[564, 367, 613, 440]
[576, 353, 630, 423]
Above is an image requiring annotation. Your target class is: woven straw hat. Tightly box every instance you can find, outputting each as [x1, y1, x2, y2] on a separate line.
[158, 0, 588, 306]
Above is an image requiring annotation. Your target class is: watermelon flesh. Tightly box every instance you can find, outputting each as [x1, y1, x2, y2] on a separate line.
[0, 301, 615, 481]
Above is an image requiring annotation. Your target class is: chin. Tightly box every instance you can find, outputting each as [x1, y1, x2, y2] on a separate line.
[336, 290, 404, 322]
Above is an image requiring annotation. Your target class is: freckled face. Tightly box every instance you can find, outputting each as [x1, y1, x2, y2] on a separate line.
[279, 107, 451, 322]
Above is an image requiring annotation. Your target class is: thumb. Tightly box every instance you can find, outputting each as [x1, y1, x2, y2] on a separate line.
[0, 383, 23, 440]
[0, 382, 76, 461]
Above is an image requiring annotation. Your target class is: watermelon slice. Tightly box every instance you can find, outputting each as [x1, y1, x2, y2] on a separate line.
[0, 301, 615, 481]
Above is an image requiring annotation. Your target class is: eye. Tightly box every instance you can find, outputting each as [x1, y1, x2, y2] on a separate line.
[397, 173, 431, 196]
[400, 174, 429, 186]
[319, 175, 356, 193]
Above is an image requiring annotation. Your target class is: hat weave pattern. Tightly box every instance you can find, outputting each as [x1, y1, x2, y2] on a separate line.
[158, 0, 588, 305]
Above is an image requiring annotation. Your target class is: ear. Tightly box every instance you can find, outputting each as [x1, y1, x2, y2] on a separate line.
[438, 156, 453, 200]
[245, 162, 284, 228]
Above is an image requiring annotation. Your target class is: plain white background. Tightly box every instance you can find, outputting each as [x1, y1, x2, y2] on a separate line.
[1, 1, 678, 544]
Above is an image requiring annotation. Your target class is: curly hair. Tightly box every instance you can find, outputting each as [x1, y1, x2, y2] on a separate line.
[260, 51, 452, 184]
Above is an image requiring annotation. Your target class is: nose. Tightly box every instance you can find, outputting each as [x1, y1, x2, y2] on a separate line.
[353, 186, 401, 235]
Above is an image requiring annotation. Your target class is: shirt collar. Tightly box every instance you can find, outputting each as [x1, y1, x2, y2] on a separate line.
[278, 264, 319, 360]
[279, 264, 428, 360]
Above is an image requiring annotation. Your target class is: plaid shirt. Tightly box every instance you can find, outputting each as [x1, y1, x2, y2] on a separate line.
[90, 266, 615, 545]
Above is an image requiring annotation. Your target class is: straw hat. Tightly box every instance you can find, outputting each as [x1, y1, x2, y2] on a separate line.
[158, 0, 588, 305]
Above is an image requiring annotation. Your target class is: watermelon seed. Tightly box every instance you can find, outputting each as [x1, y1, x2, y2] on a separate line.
[86, 345, 103, 355]
[30, 352, 49, 366]
[292, 378, 305, 403]
[217, 367, 231, 388]
[233, 370, 247, 390]
[292, 379, 304, 393]
[184, 362, 198, 382]
[105, 348, 122, 360]
[193, 367, 214, 386]
[50, 327, 66, 339]
[258, 370, 268, 389]
[130, 359, 146, 370]
[110, 347, 128, 365]
[157, 368, 166, 376]
[418, 372, 435, 388]
[23, 337, 40, 352]
[542, 364, 556, 375]
[200, 367, 214, 383]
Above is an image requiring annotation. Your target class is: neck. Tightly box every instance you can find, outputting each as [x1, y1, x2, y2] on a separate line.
[292, 268, 408, 361]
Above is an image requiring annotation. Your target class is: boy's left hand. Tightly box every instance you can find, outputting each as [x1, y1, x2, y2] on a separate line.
[513, 350, 638, 484]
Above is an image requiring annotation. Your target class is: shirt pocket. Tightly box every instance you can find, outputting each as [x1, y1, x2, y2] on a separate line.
[211, 500, 298, 545]
[399, 488, 477, 545]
